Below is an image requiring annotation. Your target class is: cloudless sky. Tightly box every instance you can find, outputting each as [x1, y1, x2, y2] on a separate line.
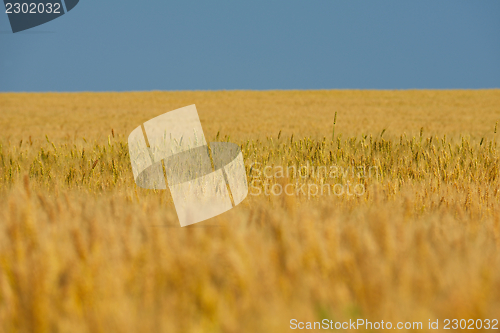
[0, 1, 499, 92]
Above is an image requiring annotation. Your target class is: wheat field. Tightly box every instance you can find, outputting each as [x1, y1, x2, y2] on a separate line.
[0, 90, 500, 332]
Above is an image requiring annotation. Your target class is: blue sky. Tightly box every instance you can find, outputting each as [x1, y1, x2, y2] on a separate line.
[0, 1, 499, 92]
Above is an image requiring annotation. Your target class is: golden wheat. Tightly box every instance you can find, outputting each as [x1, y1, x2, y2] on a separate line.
[0, 90, 499, 332]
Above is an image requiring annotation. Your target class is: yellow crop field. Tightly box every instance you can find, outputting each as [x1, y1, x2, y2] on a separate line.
[1, 90, 500, 332]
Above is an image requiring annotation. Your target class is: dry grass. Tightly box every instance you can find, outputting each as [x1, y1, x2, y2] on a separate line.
[0, 90, 500, 332]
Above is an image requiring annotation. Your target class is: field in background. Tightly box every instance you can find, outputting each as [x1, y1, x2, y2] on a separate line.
[0, 90, 500, 332]
[2, 90, 500, 142]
